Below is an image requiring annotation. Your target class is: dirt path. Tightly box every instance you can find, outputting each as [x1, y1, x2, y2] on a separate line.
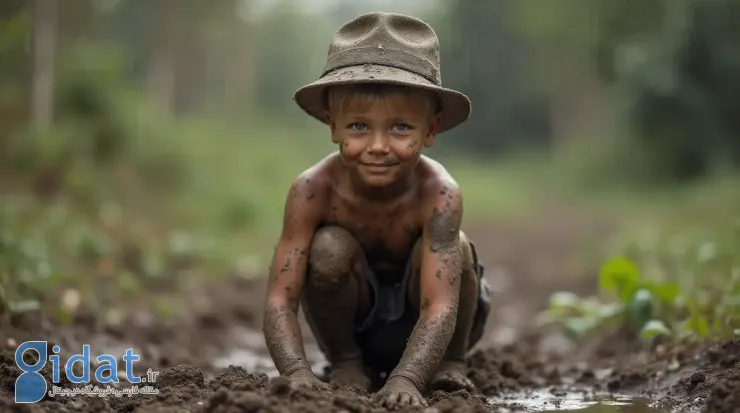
[0, 206, 738, 412]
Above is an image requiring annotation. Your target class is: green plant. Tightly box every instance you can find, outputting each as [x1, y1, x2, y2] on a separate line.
[540, 255, 740, 341]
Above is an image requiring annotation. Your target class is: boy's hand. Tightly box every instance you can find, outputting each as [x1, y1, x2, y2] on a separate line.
[287, 367, 331, 392]
[374, 376, 427, 409]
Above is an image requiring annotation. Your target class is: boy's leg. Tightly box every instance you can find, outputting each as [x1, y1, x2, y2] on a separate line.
[406, 231, 481, 392]
[301, 226, 373, 390]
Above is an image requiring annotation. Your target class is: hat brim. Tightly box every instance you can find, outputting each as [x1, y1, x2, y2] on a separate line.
[293, 64, 471, 133]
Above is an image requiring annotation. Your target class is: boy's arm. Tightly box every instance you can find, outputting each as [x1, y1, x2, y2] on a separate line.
[388, 180, 463, 390]
[263, 176, 322, 377]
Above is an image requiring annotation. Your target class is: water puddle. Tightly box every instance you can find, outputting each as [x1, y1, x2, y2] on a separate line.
[488, 390, 669, 412]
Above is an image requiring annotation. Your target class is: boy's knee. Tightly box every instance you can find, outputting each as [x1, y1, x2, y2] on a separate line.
[308, 226, 359, 289]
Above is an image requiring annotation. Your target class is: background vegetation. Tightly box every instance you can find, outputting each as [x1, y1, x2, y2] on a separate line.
[1, 0, 738, 341]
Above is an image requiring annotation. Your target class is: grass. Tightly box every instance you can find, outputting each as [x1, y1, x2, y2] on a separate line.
[0, 108, 558, 323]
[151, 119, 554, 264]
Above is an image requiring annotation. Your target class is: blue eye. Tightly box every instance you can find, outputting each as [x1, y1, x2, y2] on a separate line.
[392, 123, 411, 132]
[351, 123, 369, 132]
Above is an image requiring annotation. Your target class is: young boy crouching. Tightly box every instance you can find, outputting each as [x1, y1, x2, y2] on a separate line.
[262, 12, 491, 409]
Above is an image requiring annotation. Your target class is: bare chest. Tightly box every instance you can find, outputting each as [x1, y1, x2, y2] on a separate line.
[324, 198, 421, 276]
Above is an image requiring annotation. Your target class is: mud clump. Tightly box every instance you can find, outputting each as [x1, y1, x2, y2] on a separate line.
[466, 345, 538, 394]
[0, 362, 499, 412]
[156, 364, 205, 389]
[704, 370, 740, 413]
[706, 339, 740, 369]
[203, 388, 268, 413]
[0, 350, 16, 399]
[209, 365, 268, 392]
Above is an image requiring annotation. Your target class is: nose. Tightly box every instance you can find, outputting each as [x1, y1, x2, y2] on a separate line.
[367, 131, 389, 154]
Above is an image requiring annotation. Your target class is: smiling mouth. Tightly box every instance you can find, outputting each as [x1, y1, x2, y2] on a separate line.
[361, 162, 399, 167]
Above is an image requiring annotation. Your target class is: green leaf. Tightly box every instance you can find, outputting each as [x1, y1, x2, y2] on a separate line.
[627, 289, 654, 328]
[640, 319, 673, 340]
[599, 256, 641, 302]
[644, 281, 680, 304]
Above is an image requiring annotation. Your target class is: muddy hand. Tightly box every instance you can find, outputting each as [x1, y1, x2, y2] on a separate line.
[287, 367, 331, 391]
[374, 376, 427, 409]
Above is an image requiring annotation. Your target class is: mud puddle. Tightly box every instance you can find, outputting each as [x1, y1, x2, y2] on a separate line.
[489, 390, 668, 412]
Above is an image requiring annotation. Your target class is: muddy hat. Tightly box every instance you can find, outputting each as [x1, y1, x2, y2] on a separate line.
[293, 12, 471, 133]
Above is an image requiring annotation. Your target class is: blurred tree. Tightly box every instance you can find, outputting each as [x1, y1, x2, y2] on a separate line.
[679, 0, 740, 166]
[251, 0, 333, 118]
[0, 0, 31, 139]
[439, 0, 552, 156]
[30, 0, 58, 129]
[506, 0, 740, 182]
[97, 0, 249, 115]
[610, 0, 740, 181]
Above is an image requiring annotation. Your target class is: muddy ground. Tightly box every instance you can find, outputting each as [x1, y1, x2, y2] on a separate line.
[0, 205, 738, 412]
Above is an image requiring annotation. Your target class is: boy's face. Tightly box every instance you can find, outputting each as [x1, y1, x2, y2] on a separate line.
[326, 87, 441, 188]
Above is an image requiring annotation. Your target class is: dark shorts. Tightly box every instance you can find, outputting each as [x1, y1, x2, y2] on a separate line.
[354, 240, 491, 371]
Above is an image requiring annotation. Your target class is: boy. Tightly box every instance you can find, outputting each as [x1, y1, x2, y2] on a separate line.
[262, 12, 491, 409]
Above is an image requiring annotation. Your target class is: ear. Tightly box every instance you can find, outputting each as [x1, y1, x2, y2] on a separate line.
[325, 111, 340, 144]
[422, 113, 441, 148]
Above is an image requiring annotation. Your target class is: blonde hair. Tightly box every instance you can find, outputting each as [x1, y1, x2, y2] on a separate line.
[326, 83, 440, 118]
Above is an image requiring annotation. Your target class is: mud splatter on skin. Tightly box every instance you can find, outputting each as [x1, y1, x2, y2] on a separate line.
[280, 257, 292, 273]
[302, 226, 371, 390]
[427, 190, 463, 287]
[263, 177, 319, 377]
[409, 140, 421, 158]
[338, 140, 349, 156]
[381, 186, 463, 405]
[263, 302, 310, 376]
[427, 203, 458, 253]
[386, 311, 457, 399]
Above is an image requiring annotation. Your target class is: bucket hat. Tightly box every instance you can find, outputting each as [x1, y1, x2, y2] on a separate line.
[293, 12, 471, 133]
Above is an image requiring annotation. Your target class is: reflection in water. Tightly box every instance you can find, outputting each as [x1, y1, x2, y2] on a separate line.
[489, 390, 669, 412]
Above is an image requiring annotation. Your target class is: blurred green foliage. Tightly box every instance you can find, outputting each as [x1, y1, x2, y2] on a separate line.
[540, 180, 740, 341]
[2, 0, 740, 330]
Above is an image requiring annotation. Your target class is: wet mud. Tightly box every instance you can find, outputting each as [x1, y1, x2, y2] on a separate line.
[0, 206, 738, 412]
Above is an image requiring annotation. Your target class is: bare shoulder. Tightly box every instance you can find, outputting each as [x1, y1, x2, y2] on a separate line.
[287, 153, 337, 202]
[417, 155, 463, 210]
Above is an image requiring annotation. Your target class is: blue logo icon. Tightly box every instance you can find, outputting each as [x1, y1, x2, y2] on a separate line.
[15, 341, 151, 403]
